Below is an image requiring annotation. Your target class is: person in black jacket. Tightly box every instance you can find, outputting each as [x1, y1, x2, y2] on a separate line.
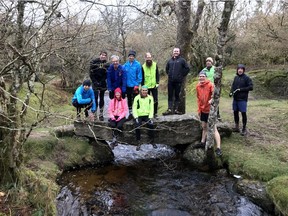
[229, 64, 253, 135]
[89, 51, 110, 121]
[163, 47, 190, 115]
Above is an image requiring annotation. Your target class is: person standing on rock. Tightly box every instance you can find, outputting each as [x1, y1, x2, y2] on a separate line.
[108, 88, 128, 149]
[124, 50, 142, 119]
[132, 85, 156, 151]
[163, 47, 190, 115]
[89, 50, 110, 121]
[196, 71, 222, 156]
[72, 79, 96, 121]
[202, 57, 221, 121]
[229, 64, 253, 136]
[141, 52, 159, 118]
[107, 55, 127, 99]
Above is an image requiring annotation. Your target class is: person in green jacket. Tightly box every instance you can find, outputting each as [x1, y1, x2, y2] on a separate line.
[132, 85, 156, 151]
[202, 57, 221, 121]
[141, 52, 159, 118]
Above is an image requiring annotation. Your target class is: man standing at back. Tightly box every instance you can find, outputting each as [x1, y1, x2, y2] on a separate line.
[141, 52, 159, 118]
[163, 47, 190, 115]
[89, 51, 109, 121]
[124, 50, 142, 118]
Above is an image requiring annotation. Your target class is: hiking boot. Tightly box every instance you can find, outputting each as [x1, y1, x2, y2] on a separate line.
[152, 143, 158, 149]
[162, 109, 172, 116]
[154, 114, 158, 119]
[232, 124, 240, 132]
[193, 142, 206, 149]
[215, 148, 222, 156]
[174, 109, 182, 115]
[136, 140, 141, 151]
[240, 128, 247, 136]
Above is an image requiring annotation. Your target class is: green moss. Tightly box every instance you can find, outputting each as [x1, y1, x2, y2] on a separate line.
[267, 176, 288, 215]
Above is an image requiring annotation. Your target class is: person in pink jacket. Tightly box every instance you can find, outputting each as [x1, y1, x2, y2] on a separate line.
[108, 87, 128, 149]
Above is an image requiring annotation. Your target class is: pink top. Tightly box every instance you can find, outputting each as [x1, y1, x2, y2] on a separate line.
[108, 98, 128, 120]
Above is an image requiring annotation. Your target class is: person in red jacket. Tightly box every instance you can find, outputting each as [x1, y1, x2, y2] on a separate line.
[196, 71, 222, 156]
[108, 88, 128, 149]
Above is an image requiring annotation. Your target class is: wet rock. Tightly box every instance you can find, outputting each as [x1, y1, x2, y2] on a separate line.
[183, 146, 206, 167]
[56, 186, 88, 216]
[53, 124, 75, 137]
[235, 179, 275, 214]
[74, 114, 232, 146]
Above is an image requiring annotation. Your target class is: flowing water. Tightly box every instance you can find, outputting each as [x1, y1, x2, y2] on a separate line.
[57, 143, 271, 216]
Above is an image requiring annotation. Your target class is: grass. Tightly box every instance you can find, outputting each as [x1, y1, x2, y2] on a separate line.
[1, 67, 288, 215]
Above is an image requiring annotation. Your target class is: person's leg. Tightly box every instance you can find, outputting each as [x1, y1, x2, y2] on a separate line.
[149, 88, 158, 116]
[214, 126, 222, 156]
[99, 90, 105, 121]
[135, 117, 143, 150]
[146, 117, 157, 148]
[163, 80, 173, 115]
[126, 87, 134, 110]
[94, 90, 99, 112]
[200, 112, 209, 143]
[174, 82, 182, 113]
[233, 100, 240, 132]
[116, 118, 126, 136]
[238, 101, 248, 135]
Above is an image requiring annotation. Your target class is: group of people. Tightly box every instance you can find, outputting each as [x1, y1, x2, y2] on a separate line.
[72, 48, 253, 154]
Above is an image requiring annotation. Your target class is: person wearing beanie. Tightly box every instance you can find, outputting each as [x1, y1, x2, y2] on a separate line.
[108, 87, 128, 149]
[72, 79, 96, 120]
[229, 64, 253, 136]
[107, 55, 127, 99]
[163, 47, 190, 115]
[123, 50, 142, 119]
[141, 52, 160, 118]
[196, 71, 222, 156]
[89, 50, 110, 121]
[132, 85, 156, 151]
[202, 57, 222, 121]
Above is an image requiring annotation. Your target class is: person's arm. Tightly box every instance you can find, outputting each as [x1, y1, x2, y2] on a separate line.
[148, 96, 154, 119]
[107, 66, 112, 91]
[118, 99, 128, 120]
[165, 60, 169, 75]
[155, 64, 160, 85]
[136, 63, 142, 86]
[75, 87, 91, 104]
[90, 89, 96, 112]
[182, 59, 190, 76]
[241, 76, 253, 92]
[132, 96, 138, 119]
[108, 100, 115, 120]
[141, 66, 145, 86]
[122, 67, 127, 94]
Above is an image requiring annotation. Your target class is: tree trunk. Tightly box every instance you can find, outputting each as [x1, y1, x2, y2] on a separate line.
[206, 1, 235, 158]
[175, 0, 192, 114]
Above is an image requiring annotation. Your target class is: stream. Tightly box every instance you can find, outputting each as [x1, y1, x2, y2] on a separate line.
[56, 143, 271, 216]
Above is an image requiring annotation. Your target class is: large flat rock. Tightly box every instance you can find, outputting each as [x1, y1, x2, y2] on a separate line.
[74, 114, 202, 146]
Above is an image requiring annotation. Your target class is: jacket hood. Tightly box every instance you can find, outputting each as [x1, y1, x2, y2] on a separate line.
[114, 87, 122, 98]
[237, 64, 246, 74]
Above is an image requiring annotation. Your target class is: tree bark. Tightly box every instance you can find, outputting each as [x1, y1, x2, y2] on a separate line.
[206, 0, 235, 155]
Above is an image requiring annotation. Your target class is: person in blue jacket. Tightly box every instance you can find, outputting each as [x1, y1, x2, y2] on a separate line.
[123, 50, 142, 116]
[72, 79, 96, 119]
[107, 55, 127, 99]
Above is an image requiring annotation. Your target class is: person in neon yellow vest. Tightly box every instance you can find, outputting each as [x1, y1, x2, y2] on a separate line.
[141, 52, 159, 118]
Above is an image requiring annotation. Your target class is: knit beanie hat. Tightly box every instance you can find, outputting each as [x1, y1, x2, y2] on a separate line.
[206, 57, 213, 64]
[198, 71, 207, 77]
[128, 50, 136, 57]
[114, 87, 122, 95]
[83, 79, 91, 86]
[141, 85, 148, 90]
[237, 64, 246, 72]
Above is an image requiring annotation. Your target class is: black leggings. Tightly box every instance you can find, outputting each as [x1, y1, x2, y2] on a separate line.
[94, 90, 105, 110]
[109, 117, 126, 137]
[72, 101, 92, 117]
[135, 116, 154, 141]
[234, 111, 247, 129]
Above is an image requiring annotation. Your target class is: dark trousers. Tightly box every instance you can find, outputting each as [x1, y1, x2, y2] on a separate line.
[109, 117, 126, 137]
[126, 87, 137, 110]
[135, 116, 154, 141]
[168, 80, 182, 110]
[94, 90, 105, 110]
[72, 100, 92, 117]
[148, 88, 158, 115]
[234, 111, 247, 129]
